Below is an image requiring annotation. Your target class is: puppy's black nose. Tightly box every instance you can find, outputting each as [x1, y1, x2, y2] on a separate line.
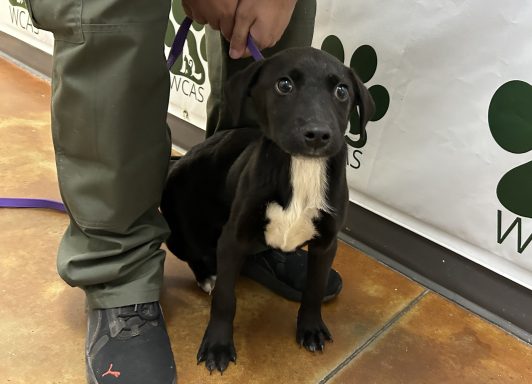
[304, 127, 331, 149]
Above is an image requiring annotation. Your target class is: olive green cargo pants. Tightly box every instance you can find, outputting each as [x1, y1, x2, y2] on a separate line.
[26, 0, 315, 309]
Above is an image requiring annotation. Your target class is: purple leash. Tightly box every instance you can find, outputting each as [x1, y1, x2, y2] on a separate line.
[2, 17, 263, 214]
[167, 17, 264, 70]
[0, 197, 66, 212]
[246, 34, 264, 61]
[167, 17, 194, 70]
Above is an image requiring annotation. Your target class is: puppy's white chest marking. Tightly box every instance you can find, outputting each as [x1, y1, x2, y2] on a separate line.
[265, 157, 331, 252]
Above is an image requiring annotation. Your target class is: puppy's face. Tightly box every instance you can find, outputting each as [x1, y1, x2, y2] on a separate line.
[227, 47, 375, 158]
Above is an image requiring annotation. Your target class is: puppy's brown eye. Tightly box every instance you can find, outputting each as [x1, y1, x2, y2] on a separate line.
[275, 78, 294, 95]
[335, 84, 349, 101]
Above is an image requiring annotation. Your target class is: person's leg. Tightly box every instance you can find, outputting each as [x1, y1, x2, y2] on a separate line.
[204, 0, 342, 302]
[26, 0, 176, 382]
[51, 1, 172, 309]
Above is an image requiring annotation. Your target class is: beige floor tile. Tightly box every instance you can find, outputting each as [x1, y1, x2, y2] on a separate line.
[329, 293, 532, 384]
[0, 59, 60, 202]
[0, 210, 82, 383]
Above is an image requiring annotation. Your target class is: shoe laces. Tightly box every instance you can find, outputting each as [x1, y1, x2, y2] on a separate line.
[109, 302, 160, 338]
[118, 303, 160, 321]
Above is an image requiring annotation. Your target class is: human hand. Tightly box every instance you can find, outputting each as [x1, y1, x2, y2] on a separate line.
[229, 0, 298, 59]
[181, 0, 239, 40]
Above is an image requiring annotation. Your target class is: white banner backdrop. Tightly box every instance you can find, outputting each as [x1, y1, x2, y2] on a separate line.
[0, 0, 53, 54]
[312, 0, 532, 290]
[2, 0, 531, 289]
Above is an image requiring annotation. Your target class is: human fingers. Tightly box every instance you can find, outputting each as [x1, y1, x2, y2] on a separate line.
[229, 9, 255, 59]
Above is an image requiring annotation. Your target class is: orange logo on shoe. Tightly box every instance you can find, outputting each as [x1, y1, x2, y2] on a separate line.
[102, 363, 121, 378]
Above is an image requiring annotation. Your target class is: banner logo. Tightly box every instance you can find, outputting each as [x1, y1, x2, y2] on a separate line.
[8, 0, 39, 35]
[321, 36, 390, 168]
[165, 2, 208, 102]
[489, 80, 532, 253]
[9, 0, 25, 8]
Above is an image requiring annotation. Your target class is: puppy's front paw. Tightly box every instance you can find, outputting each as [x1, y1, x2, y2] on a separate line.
[197, 334, 236, 373]
[296, 317, 333, 352]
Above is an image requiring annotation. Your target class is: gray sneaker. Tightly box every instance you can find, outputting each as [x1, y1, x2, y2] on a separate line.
[86, 302, 177, 384]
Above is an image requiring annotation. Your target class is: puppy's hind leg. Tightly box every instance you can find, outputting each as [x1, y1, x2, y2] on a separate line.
[165, 233, 183, 260]
[188, 257, 217, 295]
[167, 233, 218, 293]
[197, 275, 217, 295]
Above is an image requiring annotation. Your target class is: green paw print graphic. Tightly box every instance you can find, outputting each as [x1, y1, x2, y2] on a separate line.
[321, 35, 390, 148]
[165, 2, 208, 85]
[489, 80, 532, 218]
[10, 0, 26, 8]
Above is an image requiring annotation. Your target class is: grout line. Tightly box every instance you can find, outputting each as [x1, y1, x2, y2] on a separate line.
[338, 234, 532, 344]
[319, 290, 429, 384]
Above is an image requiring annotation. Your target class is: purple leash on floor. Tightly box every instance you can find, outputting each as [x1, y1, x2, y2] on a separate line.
[0, 17, 263, 213]
[0, 197, 67, 212]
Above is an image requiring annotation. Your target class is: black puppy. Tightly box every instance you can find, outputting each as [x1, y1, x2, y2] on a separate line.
[160, 47, 374, 373]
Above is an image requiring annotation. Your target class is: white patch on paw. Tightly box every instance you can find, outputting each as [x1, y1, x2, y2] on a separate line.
[265, 157, 331, 252]
[197, 275, 217, 294]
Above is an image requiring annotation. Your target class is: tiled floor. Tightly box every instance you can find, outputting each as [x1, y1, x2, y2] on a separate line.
[1, 56, 532, 384]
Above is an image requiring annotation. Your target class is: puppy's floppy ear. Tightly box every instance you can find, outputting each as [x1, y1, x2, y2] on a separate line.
[224, 60, 265, 127]
[349, 69, 376, 147]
